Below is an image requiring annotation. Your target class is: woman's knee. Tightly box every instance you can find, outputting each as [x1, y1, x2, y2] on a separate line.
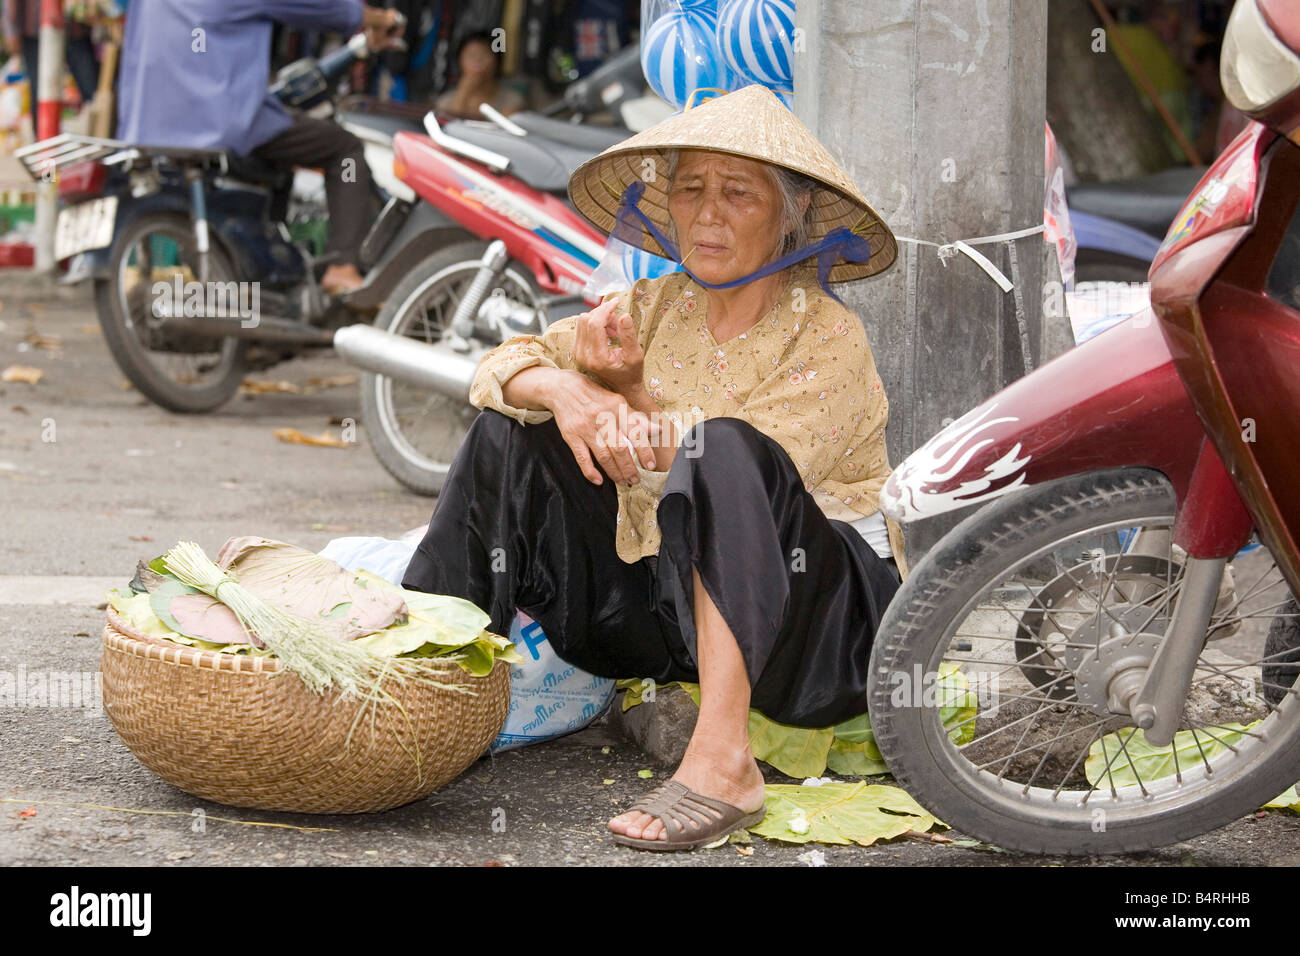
[673, 416, 795, 483]
[678, 416, 765, 460]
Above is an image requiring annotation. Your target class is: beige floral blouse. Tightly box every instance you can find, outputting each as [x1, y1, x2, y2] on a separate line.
[468, 260, 908, 572]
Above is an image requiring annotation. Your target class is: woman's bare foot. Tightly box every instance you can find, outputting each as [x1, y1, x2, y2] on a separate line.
[608, 731, 765, 842]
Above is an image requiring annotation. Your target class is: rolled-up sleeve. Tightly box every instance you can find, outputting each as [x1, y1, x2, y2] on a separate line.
[468, 284, 644, 424]
[468, 317, 579, 425]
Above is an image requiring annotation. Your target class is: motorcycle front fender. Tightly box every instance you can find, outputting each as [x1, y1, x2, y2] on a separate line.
[880, 309, 1206, 523]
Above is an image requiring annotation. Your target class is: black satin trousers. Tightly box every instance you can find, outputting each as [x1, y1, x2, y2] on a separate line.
[401, 408, 901, 728]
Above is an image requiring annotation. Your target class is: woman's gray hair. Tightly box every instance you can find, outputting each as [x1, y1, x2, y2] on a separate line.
[663, 148, 817, 259]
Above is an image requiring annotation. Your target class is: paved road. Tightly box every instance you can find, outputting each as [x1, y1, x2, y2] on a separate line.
[1, 281, 1297, 866]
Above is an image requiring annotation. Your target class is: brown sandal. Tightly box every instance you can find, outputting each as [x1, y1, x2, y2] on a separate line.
[610, 780, 767, 851]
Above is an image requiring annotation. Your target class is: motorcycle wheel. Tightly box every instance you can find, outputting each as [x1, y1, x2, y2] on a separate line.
[360, 241, 545, 496]
[867, 467, 1300, 855]
[93, 212, 247, 413]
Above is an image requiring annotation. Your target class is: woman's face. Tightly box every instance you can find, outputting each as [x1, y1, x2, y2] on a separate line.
[460, 39, 496, 80]
[666, 150, 789, 286]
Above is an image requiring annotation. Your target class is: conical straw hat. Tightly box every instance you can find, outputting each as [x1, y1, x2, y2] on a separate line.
[568, 85, 897, 282]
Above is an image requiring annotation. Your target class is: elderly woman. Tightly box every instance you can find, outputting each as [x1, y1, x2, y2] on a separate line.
[402, 86, 906, 850]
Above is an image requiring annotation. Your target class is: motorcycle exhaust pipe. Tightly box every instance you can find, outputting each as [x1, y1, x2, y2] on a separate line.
[333, 324, 479, 400]
[163, 315, 335, 346]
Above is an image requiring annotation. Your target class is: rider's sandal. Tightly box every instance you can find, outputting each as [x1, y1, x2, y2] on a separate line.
[610, 779, 767, 851]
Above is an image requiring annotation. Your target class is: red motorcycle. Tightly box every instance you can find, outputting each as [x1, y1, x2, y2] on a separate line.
[868, 0, 1300, 854]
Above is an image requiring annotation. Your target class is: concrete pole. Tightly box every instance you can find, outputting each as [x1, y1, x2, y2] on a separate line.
[794, 0, 1054, 559]
[33, 0, 64, 274]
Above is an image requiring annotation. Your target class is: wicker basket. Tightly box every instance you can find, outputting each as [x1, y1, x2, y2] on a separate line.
[100, 608, 510, 814]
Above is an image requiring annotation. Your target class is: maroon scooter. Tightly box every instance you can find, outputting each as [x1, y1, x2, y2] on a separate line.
[867, 0, 1300, 854]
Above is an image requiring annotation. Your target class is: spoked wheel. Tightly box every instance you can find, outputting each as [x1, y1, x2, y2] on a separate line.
[93, 212, 247, 412]
[360, 241, 544, 496]
[868, 467, 1300, 855]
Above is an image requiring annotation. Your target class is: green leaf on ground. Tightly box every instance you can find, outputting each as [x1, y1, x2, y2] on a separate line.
[1264, 786, 1300, 812]
[1085, 722, 1260, 790]
[749, 782, 940, 846]
[826, 738, 890, 776]
[748, 714, 835, 780]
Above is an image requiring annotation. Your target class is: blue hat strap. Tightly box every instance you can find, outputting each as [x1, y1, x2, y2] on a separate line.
[611, 180, 872, 305]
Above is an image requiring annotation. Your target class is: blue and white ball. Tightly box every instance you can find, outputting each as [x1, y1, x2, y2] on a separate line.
[717, 0, 796, 88]
[641, 7, 739, 109]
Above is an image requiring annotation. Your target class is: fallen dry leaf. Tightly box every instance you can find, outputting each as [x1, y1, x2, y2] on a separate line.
[305, 374, 357, 391]
[273, 427, 350, 449]
[241, 378, 301, 395]
[2, 365, 43, 384]
[23, 329, 61, 350]
[736, 846, 754, 857]
[17, 807, 36, 818]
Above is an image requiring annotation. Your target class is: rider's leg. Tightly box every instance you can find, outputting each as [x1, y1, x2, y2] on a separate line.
[250, 115, 373, 293]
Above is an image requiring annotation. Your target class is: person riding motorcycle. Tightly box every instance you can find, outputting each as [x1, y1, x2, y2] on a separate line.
[114, 0, 402, 295]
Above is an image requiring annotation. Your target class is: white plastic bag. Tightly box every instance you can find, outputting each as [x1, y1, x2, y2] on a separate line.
[493, 611, 616, 752]
[582, 233, 682, 298]
[317, 530, 616, 751]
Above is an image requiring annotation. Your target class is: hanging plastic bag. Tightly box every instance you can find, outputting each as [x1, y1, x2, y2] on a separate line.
[583, 233, 682, 298]
[1044, 122, 1077, 288]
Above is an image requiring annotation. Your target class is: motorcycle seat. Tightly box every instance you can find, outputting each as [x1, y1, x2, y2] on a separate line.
[440, 119, 609, 194]
[225, 152, 294, 191]
[508, 112, 631, 153]
[337, 110, 426, 143]
[1066, 165, 1207, 239]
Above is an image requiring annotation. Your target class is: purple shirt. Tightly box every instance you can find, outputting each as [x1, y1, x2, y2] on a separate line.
[115, 0, 365, 156]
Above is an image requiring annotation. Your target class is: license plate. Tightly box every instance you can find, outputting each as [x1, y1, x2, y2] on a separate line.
[54, 196, 118, 261]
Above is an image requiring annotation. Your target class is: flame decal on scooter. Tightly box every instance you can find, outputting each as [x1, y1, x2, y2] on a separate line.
[879, 403, 1032, 521]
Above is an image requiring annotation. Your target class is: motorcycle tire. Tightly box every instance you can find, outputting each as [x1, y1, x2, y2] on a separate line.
[360, 240, 545, 496]
[93, 211, 247, 413]
[867, 466, 1300, 855]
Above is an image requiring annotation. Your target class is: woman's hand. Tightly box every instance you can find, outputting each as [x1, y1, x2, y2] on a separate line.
[546, 370, 660, 487]
[572, 299, 645, 396]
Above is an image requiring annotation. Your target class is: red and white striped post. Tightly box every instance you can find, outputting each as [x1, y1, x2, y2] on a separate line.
[36, 0, 63, 140]
[33, 0, 64, 272]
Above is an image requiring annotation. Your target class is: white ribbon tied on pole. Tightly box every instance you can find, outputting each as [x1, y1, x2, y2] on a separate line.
[895, 224, 1047, 293]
